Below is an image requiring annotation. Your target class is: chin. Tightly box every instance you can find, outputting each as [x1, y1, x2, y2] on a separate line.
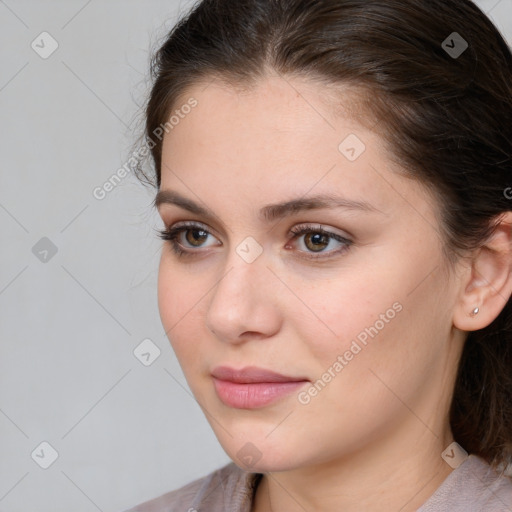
[234, 455, 298, 474]
[220, 435, 306, 473]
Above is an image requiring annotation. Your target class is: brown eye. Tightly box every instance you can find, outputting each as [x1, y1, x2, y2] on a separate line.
[304, 232, 330, 252]
[288, 224, 353, 261]
[185, 229, 209, 246]
[157, 222, 220, 256]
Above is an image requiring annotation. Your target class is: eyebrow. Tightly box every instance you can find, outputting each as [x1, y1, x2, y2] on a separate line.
[154, 189, 383, 223]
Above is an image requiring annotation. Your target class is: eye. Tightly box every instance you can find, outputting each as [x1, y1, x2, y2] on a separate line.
[156, 221, 220, 257]
[286, 224, 352, 260]
[156, 221, 352, 261]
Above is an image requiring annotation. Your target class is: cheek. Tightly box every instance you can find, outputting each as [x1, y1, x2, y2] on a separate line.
[157, 261, 181, 333]
[286, 280, 415, 446]
[157, 258, 204, 356]
[287, 250, 440, 399]
[287, 264, 404, 361]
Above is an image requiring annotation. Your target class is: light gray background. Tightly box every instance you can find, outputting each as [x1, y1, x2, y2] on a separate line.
[1, 1, 511, 511]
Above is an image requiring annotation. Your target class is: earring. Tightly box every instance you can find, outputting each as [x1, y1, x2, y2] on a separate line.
[470, 306, 479, 316]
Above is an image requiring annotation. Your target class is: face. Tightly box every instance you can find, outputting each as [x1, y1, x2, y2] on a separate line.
[156, 74, 464, 472]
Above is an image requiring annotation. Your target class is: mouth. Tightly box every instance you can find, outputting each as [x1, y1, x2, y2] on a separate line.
[211, 365, 309, 409]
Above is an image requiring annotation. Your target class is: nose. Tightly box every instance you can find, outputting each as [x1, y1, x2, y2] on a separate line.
[205, 248, 282, 343]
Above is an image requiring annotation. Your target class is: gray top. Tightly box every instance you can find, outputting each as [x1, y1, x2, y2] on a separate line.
[125, 454, 512, 511]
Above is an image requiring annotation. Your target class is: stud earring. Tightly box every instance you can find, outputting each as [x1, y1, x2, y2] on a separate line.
[470, 306, 480, 316]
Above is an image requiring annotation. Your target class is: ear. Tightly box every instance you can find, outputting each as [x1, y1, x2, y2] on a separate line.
[453, 212, 512, 331]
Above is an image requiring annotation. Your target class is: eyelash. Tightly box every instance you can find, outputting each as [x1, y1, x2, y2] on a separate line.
[156, 222, 353, 261]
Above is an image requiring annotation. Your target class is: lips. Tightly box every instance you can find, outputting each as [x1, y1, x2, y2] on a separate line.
[211, 365, 308, 383]
[211, 365, 309, 409]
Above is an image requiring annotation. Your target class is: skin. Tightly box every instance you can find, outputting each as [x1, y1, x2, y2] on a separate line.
[155, 73, 512, 512]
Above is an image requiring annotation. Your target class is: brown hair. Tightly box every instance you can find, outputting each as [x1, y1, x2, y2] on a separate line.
[134, 0, 512, 474]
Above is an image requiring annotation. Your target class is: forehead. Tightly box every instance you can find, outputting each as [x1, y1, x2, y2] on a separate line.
[171, 73, 371, 133]
[161, 75, 378, 175]
[158, 74, 438, 229]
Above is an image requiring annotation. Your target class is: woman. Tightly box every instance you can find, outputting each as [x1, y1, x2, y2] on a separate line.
[126, 0, 512, 510]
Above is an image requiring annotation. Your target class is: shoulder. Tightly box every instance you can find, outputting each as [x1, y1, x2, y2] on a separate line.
[123, 461, 261, 512]
[418, 454, 512, 512]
